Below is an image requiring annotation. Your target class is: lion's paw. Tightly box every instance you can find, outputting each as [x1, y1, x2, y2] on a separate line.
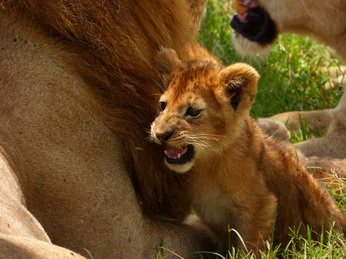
[257, 118, 291, 142]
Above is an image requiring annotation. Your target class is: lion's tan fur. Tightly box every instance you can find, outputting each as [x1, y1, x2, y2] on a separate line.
[151, 49, 346, 256]
[0, 0, 214, 257]
[232, 0, 346, 159]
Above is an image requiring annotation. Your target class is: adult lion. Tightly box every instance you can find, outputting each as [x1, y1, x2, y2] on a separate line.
[230, 0, 346, 158]
[0, 0, 212, 258]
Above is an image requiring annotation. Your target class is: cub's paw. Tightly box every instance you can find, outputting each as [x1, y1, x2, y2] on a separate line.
[257, 118, 291, 142]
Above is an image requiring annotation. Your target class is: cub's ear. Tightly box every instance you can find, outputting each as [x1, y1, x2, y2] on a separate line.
[155, 47, 183, 75]
[219, 63, 259, 112]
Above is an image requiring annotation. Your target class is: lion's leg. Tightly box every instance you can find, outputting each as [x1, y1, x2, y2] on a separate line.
[0, 149, 84, 258]
[271, 109, 333, 136]
[258, 109, 333, 141]
[257, 109, 333, 141]
[293, 90, 346, 158]
[294, 123, 346, 159]
[257, 118, 291, 142]
[259, 109, 346, 158]
[257, 111, 333, 143]
[260, 89, 346, 158]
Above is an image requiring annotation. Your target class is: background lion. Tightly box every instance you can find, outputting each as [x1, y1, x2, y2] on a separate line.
[0, 0, 212, 258]
[230, 0, 346, 158]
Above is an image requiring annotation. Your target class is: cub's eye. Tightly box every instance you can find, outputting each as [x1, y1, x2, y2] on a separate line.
[159, 101, 167, 111]
[186, 107, 202, 118]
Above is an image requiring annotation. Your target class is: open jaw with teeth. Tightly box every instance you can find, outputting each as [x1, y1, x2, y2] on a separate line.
[164, 145, 194, 165]
[230, 0, 277, 45]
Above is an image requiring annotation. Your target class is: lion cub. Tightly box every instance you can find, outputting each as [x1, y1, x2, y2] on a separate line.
[150, 48, 346, 255]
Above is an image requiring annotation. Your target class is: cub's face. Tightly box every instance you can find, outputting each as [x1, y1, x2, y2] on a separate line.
[151, 64, 230, 173]
[151, 48, 259, 173]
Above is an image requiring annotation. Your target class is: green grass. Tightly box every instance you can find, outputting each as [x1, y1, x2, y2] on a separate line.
[155, 225, 346, 259]
[192, 226, 346, 259]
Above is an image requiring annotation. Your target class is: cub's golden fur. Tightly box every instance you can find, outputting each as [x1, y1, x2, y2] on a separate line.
[151, 48, 346, 255]
[231, 0, 346, 158]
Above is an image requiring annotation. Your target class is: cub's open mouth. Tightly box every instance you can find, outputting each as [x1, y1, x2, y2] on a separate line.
[164, 145, 194, 165]
[230, 0, 277, 45]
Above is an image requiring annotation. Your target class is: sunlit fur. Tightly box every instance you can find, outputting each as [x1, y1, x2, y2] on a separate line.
[152, 48, 346, 257]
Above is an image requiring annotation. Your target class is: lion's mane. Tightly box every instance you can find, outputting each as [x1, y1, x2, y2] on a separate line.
[2, 0, 199, 219]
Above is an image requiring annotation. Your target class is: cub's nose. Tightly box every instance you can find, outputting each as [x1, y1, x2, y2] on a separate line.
[156, 131, 173, 142]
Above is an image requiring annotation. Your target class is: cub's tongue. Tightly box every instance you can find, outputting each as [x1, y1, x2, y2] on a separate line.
[164, 146, 187, 159]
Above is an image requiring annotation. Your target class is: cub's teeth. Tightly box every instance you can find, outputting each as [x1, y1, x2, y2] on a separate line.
[164, 146, 188, 159]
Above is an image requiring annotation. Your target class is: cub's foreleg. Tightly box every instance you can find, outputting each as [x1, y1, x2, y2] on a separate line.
[231, 192, 276, 256]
